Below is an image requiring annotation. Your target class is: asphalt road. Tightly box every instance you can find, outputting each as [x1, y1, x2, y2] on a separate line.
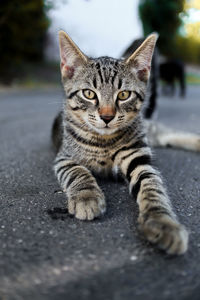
[0, 85, 200, 300]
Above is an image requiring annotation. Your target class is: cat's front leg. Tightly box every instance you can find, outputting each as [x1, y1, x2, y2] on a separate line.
[54, 156, 106, 220]
[135, 171, 189, 255]
[114, 146, 189, 254]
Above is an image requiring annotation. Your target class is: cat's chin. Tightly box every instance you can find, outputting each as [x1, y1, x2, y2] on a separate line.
[88, 123, 118, 135]
[94, 127, 118, 135]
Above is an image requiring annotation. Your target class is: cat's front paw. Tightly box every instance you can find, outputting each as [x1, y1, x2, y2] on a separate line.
[139, 216, 189, 255]
[68, 190, 106, 221]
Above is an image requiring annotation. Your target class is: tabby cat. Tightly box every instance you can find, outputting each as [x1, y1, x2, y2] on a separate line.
[52, 30, 199, 255]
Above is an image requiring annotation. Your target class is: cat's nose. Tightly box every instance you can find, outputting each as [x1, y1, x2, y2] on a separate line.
[100, 115, 115, 124]
[99, 106, 116, 124]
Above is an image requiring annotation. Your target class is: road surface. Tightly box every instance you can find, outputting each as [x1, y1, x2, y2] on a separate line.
[0, 86, 200, 300]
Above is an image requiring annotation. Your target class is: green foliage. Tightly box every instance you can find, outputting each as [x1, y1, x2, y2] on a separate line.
[0, 0, 50, 84]
[175, 35, 200, 65]
[139, 0, 185, 55]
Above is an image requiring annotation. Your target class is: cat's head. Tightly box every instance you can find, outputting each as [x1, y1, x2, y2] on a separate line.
[59, 30, 158, 135]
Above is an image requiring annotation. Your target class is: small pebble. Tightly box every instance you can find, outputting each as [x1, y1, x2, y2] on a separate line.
[69, 224, 77, 229]
[52, 268, 61, 275]
[62, 265, 70, 271]
[88, 253, 96, 259]
[130, 255, 138, 261]
[34, 278, 41, 285]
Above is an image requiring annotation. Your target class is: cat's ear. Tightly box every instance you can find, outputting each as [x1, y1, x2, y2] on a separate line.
[59, 30, 88, 79]
[125, 33, 158, 82]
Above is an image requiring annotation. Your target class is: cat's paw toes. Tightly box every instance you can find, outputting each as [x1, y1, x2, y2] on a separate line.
[68, 194, 106, 220]
[140, 217, 189, 255]
[75, 198, 105, 220]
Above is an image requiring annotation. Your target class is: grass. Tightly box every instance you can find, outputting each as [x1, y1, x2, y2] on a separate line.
[186, 73, 200, 85]
[0, 61, 61, 90]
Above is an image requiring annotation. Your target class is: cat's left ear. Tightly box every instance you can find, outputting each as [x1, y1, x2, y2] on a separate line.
[125, 33, 158, 82]
[59, 30, 88, 79]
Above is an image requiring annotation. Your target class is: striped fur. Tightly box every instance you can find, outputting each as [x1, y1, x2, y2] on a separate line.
[52, 31, 189, 255]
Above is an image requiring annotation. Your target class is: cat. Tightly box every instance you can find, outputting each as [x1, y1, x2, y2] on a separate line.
[159, 59, 186, 97]
[52, 30, 199, 255]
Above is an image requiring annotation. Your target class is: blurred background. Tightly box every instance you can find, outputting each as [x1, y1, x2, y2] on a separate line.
[1, 2, 200, 298]
[0, 0, 200, 88]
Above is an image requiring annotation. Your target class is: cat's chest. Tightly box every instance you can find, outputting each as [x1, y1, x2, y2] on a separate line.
[75, 146, 114, 174]
[64, 127, 138, 174]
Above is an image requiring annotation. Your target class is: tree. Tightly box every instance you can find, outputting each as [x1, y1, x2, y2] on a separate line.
[138, 0, 185, 56]
[0, 0, 50, 84]
[174, 0, 200, 65]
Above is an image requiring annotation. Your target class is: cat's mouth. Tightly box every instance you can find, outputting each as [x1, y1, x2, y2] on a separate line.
[86, 119, 117, 135]
[94, 125, 117, 135]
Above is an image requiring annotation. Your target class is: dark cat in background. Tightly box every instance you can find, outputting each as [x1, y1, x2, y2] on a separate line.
[160, 59, 186, 97]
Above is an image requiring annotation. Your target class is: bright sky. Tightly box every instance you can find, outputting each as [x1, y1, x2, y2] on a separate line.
[182, 7, 200, 23]
[47, 0, 142, 60]
[187, 8, 200, 22]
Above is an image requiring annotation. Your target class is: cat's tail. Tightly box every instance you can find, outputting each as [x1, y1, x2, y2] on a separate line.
[145, 120, 200, 152]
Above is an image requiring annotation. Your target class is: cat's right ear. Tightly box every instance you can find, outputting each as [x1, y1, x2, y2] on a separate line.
[59, 30, 88, 79]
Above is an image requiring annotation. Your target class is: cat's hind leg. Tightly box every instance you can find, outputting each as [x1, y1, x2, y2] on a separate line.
[145, 120, 200, 152]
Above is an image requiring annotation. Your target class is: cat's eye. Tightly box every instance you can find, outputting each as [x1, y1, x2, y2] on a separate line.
[83, 89, 96, 100]
[117, 91, 131, 101]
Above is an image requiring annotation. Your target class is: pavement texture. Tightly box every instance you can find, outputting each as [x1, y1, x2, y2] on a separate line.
[0, 85, 200, 300]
